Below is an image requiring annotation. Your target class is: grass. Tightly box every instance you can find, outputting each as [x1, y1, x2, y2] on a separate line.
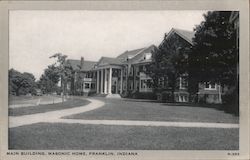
[9, 123, 239, 150]
[9, 98, 90, 116]
[65, 98, 239, 124]
[8, 95, 40, 105]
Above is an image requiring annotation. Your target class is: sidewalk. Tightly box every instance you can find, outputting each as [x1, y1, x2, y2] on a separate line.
[9, 97, 239, 129]
[9, 98, 104, 128]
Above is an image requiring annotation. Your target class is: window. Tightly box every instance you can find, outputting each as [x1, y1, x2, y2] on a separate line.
[91, 83, 95, 89]
[146, 79, 151, 88]
[139, 65, 143, 72]
[145, 53, 152, 60]
[204, 82, 216, 90]
[84, 83, 90, 89]
[140, 79, 152, 89]
[159, 77, 164, 87]
[180, 77, 188, 89]
[164, 77, 168, 88]
[135, 67, 139, 76]
[130, 67, 133, 76]
[211, 83, 215, 89]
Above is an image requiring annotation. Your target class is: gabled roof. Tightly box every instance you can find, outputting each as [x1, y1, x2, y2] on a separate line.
[116, 47, 146, 62]
[96, 56, 122, 66]
[130, 45, 157, 64]
[66, 59, 96, 71]
[163, 28, 195, 45]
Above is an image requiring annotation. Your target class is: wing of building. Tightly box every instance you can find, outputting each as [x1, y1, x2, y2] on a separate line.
[63, 23, 237, 104]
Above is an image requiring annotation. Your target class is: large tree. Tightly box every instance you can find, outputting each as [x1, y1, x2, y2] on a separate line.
[9, 69, 36, 96]
[189, 11, 238, 114]
[38, 65, 60, 94]
[147, 33, 190, 101]
[189, 11, 237, 94]
[49, 53, 73, 98]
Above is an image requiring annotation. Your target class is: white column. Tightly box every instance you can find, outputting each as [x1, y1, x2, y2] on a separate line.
[120, 69, 123, 94]
[108, 67, 112, 94]
[179, 77, 182, 89]
[96, 71, 99, 93]
[101, 69, 104, 94]
[104, 68, 107, 94]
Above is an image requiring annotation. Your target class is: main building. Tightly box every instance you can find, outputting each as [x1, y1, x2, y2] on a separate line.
[64, 28, 224, 103]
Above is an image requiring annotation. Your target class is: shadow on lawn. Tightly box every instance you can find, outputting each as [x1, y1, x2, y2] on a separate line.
[122, 98, 239, 117]
[161, 102, 239, 116]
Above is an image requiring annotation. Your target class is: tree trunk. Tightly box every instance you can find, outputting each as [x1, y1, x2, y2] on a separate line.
[15, 87, 21, 96]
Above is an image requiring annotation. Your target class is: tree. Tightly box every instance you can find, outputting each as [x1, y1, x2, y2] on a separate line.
[9, 69, 36, 96]
[38, 65, 60, 94]
[147, 33, 190, 101]
[49, 53, 72, 100]
[189, 11, 238, 113]
[189, 11, 237, 93]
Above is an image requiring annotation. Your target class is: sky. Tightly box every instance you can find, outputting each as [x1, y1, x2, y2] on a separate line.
[9, 10, 206, 80]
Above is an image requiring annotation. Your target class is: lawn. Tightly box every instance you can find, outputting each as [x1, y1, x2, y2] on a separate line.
[65, 98, 239, 124]
[8, 95, 40, 105]
[9, 98, 90, 116]
[9, 123, 239, 150]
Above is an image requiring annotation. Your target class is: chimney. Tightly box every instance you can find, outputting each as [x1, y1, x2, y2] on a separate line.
[80, 57, 84, 70]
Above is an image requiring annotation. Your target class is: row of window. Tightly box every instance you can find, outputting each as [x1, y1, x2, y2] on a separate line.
[84, 83, 95, 89]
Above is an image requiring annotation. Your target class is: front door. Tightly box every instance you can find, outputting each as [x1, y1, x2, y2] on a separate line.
[111, 77, 118, 94]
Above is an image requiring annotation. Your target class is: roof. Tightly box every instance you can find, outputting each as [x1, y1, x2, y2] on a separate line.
[130, 45, 157, 64]
[173, 28, 195, 44]
[96, 57, 122, 66]
[66, 59, 96, 71]
[116, 47, 146, 62]
[161, 28, 195, 45]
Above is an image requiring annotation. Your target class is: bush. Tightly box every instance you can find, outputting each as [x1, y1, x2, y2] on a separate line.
[221, 89, 239, 115]
[131, 91, 157, 100]
[161, 91, 174, 102]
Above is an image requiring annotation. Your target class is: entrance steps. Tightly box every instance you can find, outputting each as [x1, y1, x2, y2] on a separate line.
[106, 94, 121, 98]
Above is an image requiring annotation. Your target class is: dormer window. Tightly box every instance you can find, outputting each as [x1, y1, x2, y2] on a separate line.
[144, 53, 152, 60]
[127, 55, 133, 61]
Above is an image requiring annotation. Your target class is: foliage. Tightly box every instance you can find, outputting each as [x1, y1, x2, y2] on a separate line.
[221, 88, 239, 115]
[9, 69, 36, 96]
[49, 53, 73, 95]
[147, 32, 191, 101]
[189, 11, 237, 94]
[38, 65, 60, 94]
[130, 91, 157, 100]
[188, 11, 238, 114]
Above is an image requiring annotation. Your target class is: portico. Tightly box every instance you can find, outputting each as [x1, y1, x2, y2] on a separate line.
[95, 65, 124, 95]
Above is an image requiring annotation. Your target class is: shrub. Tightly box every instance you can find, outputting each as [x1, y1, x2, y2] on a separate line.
[221, 89, 239, 115]
[131, 91, 157, 100]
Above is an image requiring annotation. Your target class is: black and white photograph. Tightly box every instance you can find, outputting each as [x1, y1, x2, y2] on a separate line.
[0, 0, 249, 160]
[8, 9, 240, 150]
